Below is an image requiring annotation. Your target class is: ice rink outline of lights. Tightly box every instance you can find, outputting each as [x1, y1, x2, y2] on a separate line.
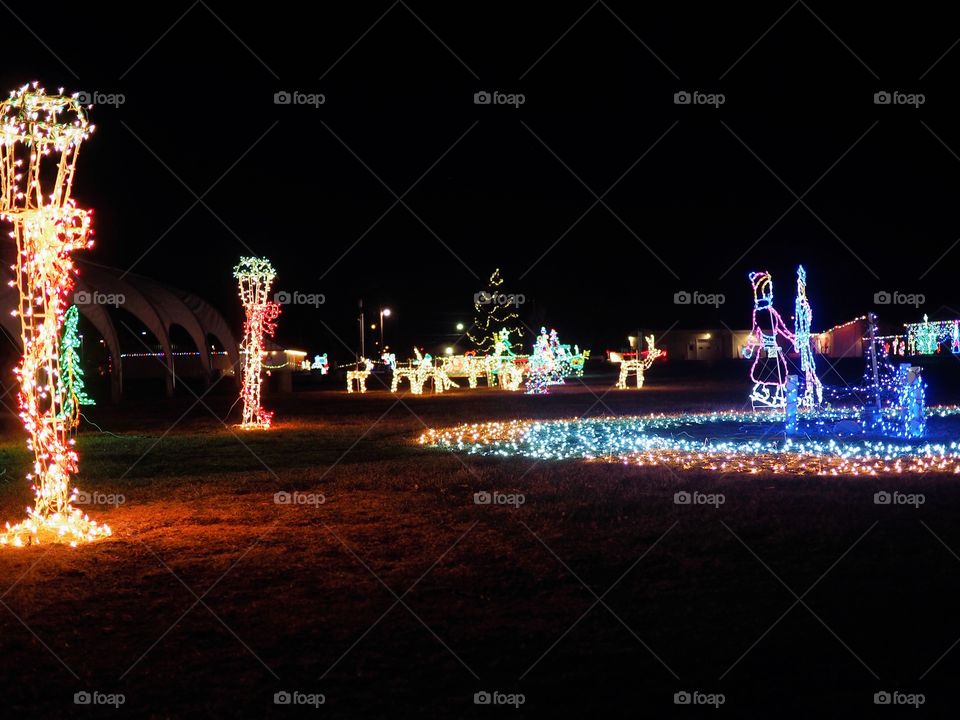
[418, 406, 960, 476]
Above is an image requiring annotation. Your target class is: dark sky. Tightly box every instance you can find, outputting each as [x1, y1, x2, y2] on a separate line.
[3, 1, 959, 359]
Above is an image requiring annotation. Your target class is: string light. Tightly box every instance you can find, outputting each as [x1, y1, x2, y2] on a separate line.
[233, 257, 280, 428]
[615, 334, 663, 389]
[0, 84, 109, 546]
[468, 269, 523, 353]
[420, 406, 960, 476]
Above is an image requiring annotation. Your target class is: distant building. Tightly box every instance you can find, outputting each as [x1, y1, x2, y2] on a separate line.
[814, 316, 869, 358]
[626, 328, 752, 361]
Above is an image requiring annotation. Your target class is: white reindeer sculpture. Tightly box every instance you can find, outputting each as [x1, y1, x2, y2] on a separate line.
[615, 335, 662, 389]
[347, 357, 374, 393]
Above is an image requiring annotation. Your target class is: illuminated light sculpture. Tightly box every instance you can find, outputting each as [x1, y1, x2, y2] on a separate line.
[468, 268, 523, 353]
[794, 266, 823, 407]
[569, 346, 590, 377]
[414, 349, 458, 394]
[311, 353, 329, 374]
[906, 316, 959, 355]
[785, 375, 799, 434]
[347, 357, 373, 393]
[818, 315, 930, 439]
[615, 335, 663, 389]
[440, 351, 484, 389]
[486, 328, 523, 391]
[897, 364, 926, 439]
[743, 271, 795, 409]
[58, 304, 93, 431]
[0, 84, 109, 547]
[525, 328, 554, 394]
[233, 257, 281, 428]
[386, 351, 421, 393]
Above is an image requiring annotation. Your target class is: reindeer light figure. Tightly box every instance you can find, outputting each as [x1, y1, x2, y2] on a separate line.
[615, 335, 662, 389]
[347, 357, 374, 393]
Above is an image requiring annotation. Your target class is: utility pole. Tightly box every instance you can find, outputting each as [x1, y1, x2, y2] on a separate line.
[358, 298, 365, 361]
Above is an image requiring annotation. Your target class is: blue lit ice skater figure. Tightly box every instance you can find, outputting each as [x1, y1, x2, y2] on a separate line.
[794, 266, 823, 407]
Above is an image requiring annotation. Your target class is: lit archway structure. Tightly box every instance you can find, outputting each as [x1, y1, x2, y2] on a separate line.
[0, 265, 240, 402]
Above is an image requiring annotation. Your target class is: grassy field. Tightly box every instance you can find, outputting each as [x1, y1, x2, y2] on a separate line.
[1, 378, 959, 717]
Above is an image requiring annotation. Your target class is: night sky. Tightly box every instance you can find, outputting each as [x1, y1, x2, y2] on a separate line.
[3, 1, 960, 359]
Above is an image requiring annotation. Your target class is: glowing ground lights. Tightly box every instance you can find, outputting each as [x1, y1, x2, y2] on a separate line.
[420, 406, 960, 477]
[0, 84, 109, 546]
[234, 256, 280, 428]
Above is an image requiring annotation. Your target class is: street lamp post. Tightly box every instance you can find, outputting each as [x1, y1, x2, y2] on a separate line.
[380, 308, 391, 348]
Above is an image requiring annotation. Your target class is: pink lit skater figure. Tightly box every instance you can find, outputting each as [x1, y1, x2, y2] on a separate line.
[743, 271, 795, 409]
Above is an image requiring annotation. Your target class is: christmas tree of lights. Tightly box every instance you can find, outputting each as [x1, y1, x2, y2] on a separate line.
[58, 304, 94, 430]
[233, 256, 280, 428]
[468, 269, 523, 353]
[0, 84, 110, 547]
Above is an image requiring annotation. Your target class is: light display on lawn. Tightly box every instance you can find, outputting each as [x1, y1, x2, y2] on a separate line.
[793, 266, 823, 407]
[233, 257, 280, 428]
[817, 313, 928, 438]
[347, 357, 373, 393]
[0, 84, 109, 547]
[58, 304, 94, 430]
[615, 335, 663, 389]
[743, 270, 795, 409]
[421, 405, 960, 476]
[906, 316, 960, 355]
[414, 349, 458, 394]
[441, 351, 486, 389]
[312, 353, 329, 373]
[386, 351, 420, 393]
[488, 329, 524, 391]
[468, 269, 523, 353]
[525, 328, 554, 394]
